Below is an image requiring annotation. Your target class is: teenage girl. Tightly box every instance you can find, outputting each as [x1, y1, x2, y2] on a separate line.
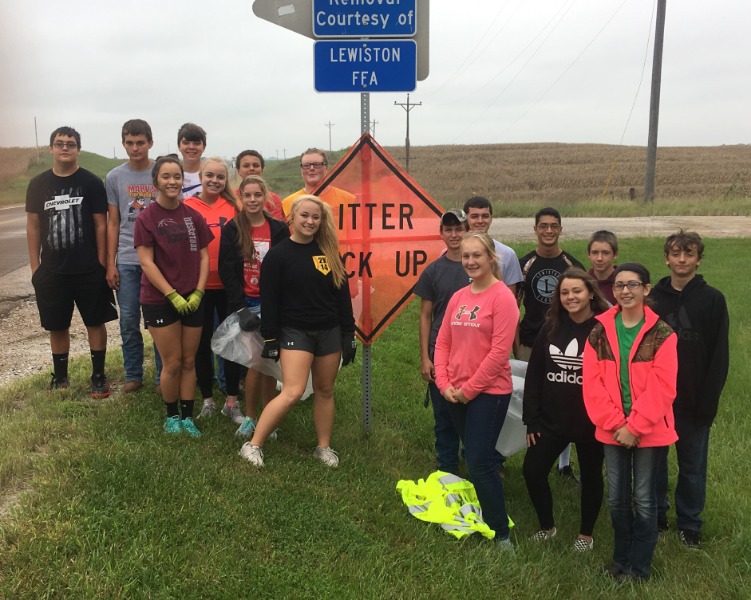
[523, 268, 609, 551]
[134, 155, 212, 436]
[434, 232, 520, 552]
[239, 195, 355, 468]
[234, 150, 284, 219]
[184, 157, 244, 425]
[583, 262, 678, 581]
[219, 175, 289, 438]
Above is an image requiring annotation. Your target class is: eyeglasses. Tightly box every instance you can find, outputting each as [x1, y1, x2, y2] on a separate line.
[300, 162, 327, 169]
[613, 281, 644, 292]
[536, 223, 560, 231]
[53, 141, 78, 149]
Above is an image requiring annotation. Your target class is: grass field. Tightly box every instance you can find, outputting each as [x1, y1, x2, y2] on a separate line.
[0, 149, 123, 207]
[0, 237, 748, 599]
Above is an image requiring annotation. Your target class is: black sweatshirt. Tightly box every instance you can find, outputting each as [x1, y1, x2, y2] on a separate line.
[523, 314, 599, 442]
[259, 238, 354, 340]
[218, 215, 290, 312]
[651, 274, 729, 426]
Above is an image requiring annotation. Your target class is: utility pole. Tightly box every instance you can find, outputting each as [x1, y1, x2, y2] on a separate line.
[325, 121, 335, 152]
[370, 119, 378, 139]
[394, 93, 422, 173]
[645, 0, 667, 203]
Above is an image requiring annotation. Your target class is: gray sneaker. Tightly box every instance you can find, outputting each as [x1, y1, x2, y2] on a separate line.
[313, 446, 339, 468]
[197, 399, 216, 419]
[239, 443, 264, 467]
[221, 402, 245, 425]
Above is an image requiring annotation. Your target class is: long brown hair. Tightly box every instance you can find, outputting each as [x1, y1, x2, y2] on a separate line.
[546, 268, 609, 341]
[289, 195, 347, 288]
[233, 175, 272, 262]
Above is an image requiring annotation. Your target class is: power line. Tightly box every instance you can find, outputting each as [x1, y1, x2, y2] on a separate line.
[394, 94, 422, 173]
[324, 121, 335, 151]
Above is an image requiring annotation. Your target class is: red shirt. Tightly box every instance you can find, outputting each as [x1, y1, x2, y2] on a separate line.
[243, 220, 271, 298]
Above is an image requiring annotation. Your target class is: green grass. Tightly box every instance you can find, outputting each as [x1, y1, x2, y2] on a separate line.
[0, 152, 124, 207]
[0, 238, 749, 599]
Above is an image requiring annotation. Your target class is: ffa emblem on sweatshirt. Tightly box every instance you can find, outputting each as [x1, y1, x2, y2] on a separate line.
[313, 255, 331, 275]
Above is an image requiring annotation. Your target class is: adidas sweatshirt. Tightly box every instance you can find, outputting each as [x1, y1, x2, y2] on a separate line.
[522, 314, 599, 442]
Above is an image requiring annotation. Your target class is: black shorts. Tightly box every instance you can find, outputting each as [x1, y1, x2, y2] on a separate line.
[280, 326, 342, 356]
[142, 300, 205, 329]
[32, 264, 117, 331]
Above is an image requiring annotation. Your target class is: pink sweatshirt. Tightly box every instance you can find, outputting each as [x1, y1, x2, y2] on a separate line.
[434, 281, 519, 400]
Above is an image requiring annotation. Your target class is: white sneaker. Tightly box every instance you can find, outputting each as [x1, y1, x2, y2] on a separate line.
[313, 446, 339, 468]
[530, 528, 557, 542]
[239, 443, 264, 467]
[197, 399, 217, 419]
[221, 402, 245, 425]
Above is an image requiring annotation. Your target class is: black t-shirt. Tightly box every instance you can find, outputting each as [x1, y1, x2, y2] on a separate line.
[518, 250, 584, 346]
[26, 167, 107, 274]
[259, 238, 355, 340]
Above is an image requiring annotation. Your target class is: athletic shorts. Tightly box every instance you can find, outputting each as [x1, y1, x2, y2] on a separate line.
[142, 300, 205, 329]
[280, 326, 342, 356]
[31, 263, 117, 331]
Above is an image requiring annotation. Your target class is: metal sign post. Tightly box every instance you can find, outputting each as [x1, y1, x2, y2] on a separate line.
[251, 0, 431, 434]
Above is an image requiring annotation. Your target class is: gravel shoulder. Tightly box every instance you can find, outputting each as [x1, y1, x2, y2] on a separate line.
[0, 216, 748, 389]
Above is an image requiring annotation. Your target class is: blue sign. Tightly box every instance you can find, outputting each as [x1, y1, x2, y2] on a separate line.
[313, 0, 416, 38]
[314, 40, 416, 92]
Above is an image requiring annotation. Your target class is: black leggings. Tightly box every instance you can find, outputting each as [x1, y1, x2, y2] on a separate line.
[522, 430, 604, 536]
[195, 289, 240, 398]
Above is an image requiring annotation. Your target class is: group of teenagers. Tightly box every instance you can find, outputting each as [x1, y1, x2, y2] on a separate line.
[415, 202, 729, 580]
[27, 121, 356, 469]
[27, 121, 729, 582]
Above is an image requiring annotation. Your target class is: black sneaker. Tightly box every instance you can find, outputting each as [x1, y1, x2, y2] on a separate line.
[90, 374, 111, 399]
[679, 529, 701, 549]
[658, 514, 669, 532]
[558, 464, 581, 486]
[50, 373, 70, 390]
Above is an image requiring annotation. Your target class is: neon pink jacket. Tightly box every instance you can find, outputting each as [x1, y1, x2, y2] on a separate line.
[583, 305, 678, 447]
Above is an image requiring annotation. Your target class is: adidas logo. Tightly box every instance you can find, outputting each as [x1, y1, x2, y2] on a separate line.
[547, 339, 583, 384]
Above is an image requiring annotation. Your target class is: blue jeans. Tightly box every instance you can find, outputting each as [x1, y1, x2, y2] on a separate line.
[450, 392, 511, 539]
[116, 264, 162, 383]
[656, 414, 710, 532]
[428, 382, 461, 475]
[604, 444, 667, 580]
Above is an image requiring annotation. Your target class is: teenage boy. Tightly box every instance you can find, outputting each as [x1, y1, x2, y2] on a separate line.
[414, 209, 470, 475]
[587, 230, 618, 305]
[26, 126, 117, 397]
[105, 119, 160, 393]
[281, 148, 355, 217]
[517, 207, 583, 482]
[462, 196, 523, 294]
[177, 123, 206, 198]
[652, 230, 729, 549]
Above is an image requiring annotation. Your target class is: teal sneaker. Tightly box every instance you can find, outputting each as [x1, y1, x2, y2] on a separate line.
[163, 415, 182, 435]
[181, 417, 202, 437]
[235, 417, 256, 439]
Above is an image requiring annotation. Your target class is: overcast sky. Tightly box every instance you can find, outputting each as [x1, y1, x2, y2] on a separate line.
[2, 0, 749, 160]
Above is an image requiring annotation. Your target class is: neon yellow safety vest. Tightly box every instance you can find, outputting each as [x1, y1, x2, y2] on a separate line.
[396, 471, 514, 540]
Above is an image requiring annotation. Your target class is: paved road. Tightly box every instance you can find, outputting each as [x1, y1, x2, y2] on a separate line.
[0, 205, 28, 278]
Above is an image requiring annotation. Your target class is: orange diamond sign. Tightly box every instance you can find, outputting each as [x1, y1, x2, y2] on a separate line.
[314, 133, 445, 344]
